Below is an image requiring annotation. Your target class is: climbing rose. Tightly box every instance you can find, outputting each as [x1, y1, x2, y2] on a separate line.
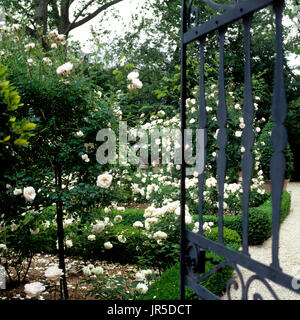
[25, 43, 35, 51]
[127, 71, 139, 81]
[96, 173, 113, 188]
[56, 62, 73, 76]
[44, 266, 63, 281]
[13, 188, 22, 196]
[104, 242, 113, 249]
[88, 234, 96, 241]
[24, 282, 45, 298]
[23, 187, 36, 202]
[136, 283, 148, 294]
[133, 221, 143, 228]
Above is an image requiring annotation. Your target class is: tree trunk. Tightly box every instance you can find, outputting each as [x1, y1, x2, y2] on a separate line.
[55, 164, 69, 300]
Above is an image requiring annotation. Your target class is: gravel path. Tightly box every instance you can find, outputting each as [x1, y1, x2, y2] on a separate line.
[222, 182, 300, 300]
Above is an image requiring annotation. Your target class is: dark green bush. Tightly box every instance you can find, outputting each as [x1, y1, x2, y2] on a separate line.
[202, 190, 291, 245]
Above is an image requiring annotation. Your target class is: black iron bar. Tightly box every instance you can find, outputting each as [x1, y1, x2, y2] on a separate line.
[180, 0, 188, 300]
[270, 0, 287, 271]
[217, 26, 228, 245]
[198, 37, 207, 236]
[184, 0, 274, 44]
[241, 13, 254, 256]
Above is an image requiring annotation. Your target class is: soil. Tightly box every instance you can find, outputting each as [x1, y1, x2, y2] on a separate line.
[0, 253, 155, 300]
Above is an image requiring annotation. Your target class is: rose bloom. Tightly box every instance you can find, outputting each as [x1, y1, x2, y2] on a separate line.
[76, 130, 84, 137]
[51, 43, 58, 49]
[104, 242, 113, 250]
[81, 154, 90, 162]
[24, 282, 45, 298]
[133, 221, 143, 228]
[56, 62, 73, 76]
[57, 34, 65, 41]
[44, 266, 63, 281]
[136, 283, 148, 294]
[88, 234, 96, 241]
[42, 57, 52, 65]
[65, 240, 73, 248]
[153, 231, 168, 241]
[82, 266, 92, 276]
[30, 228, 39, 235]
[11, 223, 18, 231]
[91, 221, 105, 233]
[23, 186, 36, 202]
[91, 266, 103, 275]
[96, 173, 113, 188]
[13, 188, 22, 196]
[117, 235, 126, 243]
[114, 215, 122, 223]
[25, 42, 35, 51]
[127, 71, 139, 81]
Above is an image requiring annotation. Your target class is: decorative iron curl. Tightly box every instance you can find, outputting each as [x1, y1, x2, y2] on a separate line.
[245, 274, 280, 300]
[225, 263, 246, 300]
[187, 0, 200, 28]
[187, 0, 241, 29]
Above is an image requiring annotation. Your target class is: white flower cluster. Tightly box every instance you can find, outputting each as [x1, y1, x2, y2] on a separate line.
[56, 62, 73, 76]
[44, 266, 63, 281]
[135, 269, 156, 295]
[127, 71, 143, 90]
[97, 173, 113, 189]
[82, 264, 104, 276]
[12, 186, 36, 202]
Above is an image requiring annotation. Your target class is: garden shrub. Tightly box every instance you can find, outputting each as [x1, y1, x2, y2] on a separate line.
[202, 190, 291, 245]
[136, 227, 241, 300]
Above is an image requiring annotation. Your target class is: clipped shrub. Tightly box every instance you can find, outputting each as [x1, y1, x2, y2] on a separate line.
[202, 190, 291, 245]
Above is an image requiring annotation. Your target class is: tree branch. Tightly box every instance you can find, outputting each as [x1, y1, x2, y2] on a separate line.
[67, 0, 125, 33]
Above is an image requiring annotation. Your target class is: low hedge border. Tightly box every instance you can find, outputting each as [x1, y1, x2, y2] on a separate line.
[201, 190, 291, 245]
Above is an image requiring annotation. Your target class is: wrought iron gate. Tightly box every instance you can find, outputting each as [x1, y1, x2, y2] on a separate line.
[180, 0, 298, 300]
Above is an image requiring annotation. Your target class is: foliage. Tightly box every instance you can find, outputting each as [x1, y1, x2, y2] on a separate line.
[202, 190, 291, 245]
[256, 119, 294, 180]
[136, 227, 241, 300]
[83, 273, 135, 300]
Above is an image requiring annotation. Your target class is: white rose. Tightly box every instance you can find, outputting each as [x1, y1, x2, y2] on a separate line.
[81, 154, 90, 162]
[44, 266, 63, 281]
[135, 272, 145, 281]
[65, 240, 73, 248]
[136, 283, 148, 294]
[133, 221, 143, 228]
[24, 282, 45, 298]
[0, 244, 7, 250]
[127, 71, 139, 81]
[91, 266, 103, 275]
[82, 266, 92, 276]
[13, 188, 22, 196]
[87, 234, 96, 241]
[91, 221, 105, 233]
[23, 187, 36, 202]
[30, 228, 39, 235]
[114, 215, 122, 223]
[104, 242, 113, 250]
[96, 173, 113, 188]
[117, 235, 126, 243]
[51, 43, 58, 49]
[11, 223, 18, 231]
[25, 43, 35, 51]
[153, 231, 168, 241]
